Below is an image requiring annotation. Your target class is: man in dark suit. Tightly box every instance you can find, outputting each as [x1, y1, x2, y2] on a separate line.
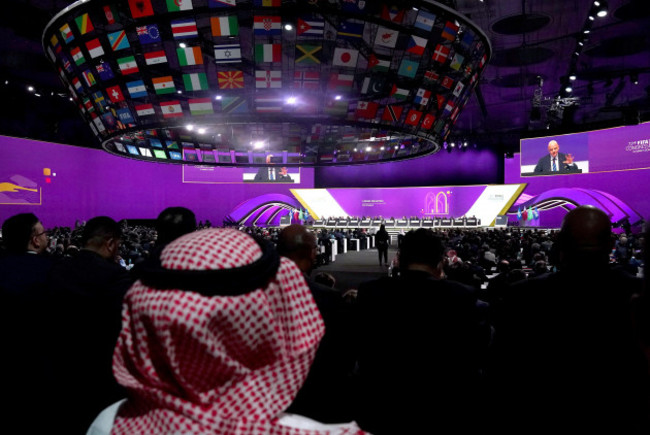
[253, 154, 293, 182]
[354, 228, 490, 434]
[534, 139, 578, 172]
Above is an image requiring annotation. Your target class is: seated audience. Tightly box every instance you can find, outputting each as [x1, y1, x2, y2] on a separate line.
[488, 206, 650, 433]
[88, 228, 365, 434]
[355, 228, 490, 434]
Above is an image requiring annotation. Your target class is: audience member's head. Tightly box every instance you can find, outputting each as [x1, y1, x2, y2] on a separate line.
[112, 228, 323, 433]
[1, 212, 48, 254]
[399, 229, 444, 275]
[155, 207, 196, 247]
[81, 216, 122, 261]
[313, 271, 336, 288]
[277, 224, 318, 274]
[557, 205, 613, 269]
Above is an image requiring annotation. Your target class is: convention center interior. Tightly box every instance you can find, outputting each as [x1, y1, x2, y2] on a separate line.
[1, 1, 650, 434]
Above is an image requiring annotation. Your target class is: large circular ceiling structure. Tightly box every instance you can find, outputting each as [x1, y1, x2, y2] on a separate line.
[43, 0, 491, 166]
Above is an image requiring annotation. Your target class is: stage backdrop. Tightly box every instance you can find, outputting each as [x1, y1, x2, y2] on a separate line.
[0, 135, 314, 228]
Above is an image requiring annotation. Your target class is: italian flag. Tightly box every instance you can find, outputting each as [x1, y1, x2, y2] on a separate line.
[255, 44, 281, 63]
[189, 98, 213, 115]
[153, 76, 176, 94]
[183, 73, 208, 91]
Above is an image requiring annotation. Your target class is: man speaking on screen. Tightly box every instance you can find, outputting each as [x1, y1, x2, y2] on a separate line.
[534, 140, 579, 173]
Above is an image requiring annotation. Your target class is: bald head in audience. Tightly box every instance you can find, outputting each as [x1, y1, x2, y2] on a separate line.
[277, 224, 318, 275]
[557, 205, 613, 268]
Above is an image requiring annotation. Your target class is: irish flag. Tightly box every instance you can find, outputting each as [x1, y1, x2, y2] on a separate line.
[176, 46, 203, 66]
[211, 16, 238, 36]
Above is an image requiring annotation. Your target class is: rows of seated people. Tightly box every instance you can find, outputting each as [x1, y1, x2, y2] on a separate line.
[0, 208, 648, 434]
[313, 215, 481, 228]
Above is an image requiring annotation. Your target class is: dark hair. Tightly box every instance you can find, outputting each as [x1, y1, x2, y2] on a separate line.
[81, 216, 122, 247]
[1, 213, 40, 254]
[313, 272, 336, 288]
[156, 207, 197, 246]
[399, 228, 444, 270]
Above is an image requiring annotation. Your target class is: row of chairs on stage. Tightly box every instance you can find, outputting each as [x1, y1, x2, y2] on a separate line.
[311, 216, 481, 228]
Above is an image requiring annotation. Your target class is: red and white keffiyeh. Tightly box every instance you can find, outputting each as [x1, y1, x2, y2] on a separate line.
[111, 229, 357, 434]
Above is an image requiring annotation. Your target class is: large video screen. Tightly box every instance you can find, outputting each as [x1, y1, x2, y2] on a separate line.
[520, 122, 650, 177]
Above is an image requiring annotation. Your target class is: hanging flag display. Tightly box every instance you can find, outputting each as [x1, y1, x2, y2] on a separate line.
[255, 70, 282, 88]
[144, 50, 168, 65]
[153, 76, 176, 94]
[253, 16, 281, 35]
[137, 25, 161, 44]
[297, 17, 324, 36]
[218, 70, 245, 89]
[211, 16, 239, 36]
[177, 46, 203, 66]
[171, 19, 198, 39]
[214, 44, 242, 63]
[332, 48, 359, 68]
[255, 43, 281, 63]
[183, 73, 209, 91]
[108, 30, 130, 51]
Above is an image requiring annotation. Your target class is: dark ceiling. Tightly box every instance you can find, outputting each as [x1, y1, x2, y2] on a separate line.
[1, 0, 649, 154]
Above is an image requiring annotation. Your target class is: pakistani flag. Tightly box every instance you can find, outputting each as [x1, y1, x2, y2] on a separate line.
[183, 73, 208, 91]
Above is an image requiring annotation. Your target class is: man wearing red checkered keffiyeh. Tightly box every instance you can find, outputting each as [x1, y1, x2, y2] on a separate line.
[87, 228, 366, 434]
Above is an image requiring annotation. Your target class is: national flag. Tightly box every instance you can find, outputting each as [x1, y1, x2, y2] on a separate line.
[106, 85, 125, 103]
[332, 48, 358, 68]
[161, 101, 183, 118]
[414, 88, 431, 106]
[367, 54, 390, 71]
[167, 0, 193, 12]
[145, 50, 168, 65]
[116, 107, 135, 125]
[108, 30, 130, 51]
[527, 207, 533, 221]
[128, 0, 154, 18]
[453, 81, 465, 97]
[75, 13, 94, 35]
[398, 59, 419, 78]
[50, 34, 62, 54]
[479, 54, 487, 68]
[83, 98, 94, 113]
[92, 90, 105, 106]
[62, 55, 74, 73]
[71, 47, 85, 66]
[104, 5, 119, 24]
[253, 16, 281, 35]
[211, 16, 239, 36]
[421, 113, 435, 129]
[337, 21, 364, 40]
[405, 110, 423, 126]
[127, 80, 147, 98]
[432, 44, 450, 63]
[406, 35, 427, 55]
[517, 207, 522, 220]
[255, 95, 283, 113]
[381, 5, 405, 23]
[415, 10, 436, 32]
[177, 46, 203, 66]
[354, 101, 378, 119]
[424, 70, 439, 83]
[255, 43, 281, 63]
[183, 73, 209, 91]
[217, 70, 244, 89]
[461, 30, 475, 49]
[441, 20, 459, 41]
[297, 18, 324, 36]
[293, 71, 320, 90]
[189, 98, 214, 115]
[374, 27, 398, 48]
[444, 99, 455, 114]
[360, 77, 386, 96]
[533, 207, 540, 219]
[72, 77, 83, 93]
[135, 103, 155, 117]
[340, 0, 372, 13]
[382, 105, 403, 123]
[254, 0, 281, 6]
[295, 45, 322, 65]
[86, 38, 104, 59]
[93, 116, 106, 133]
[171, 19, 198, 39]
[117, 56, 139, 75]
[59, 23, 74, 44]
[137, 24, 161, 44]
[390, 84, 409, 100]
[436, 94, 445, 109]
[328, 73, 354, 91]
[450, 53, 464, 71]
[82, 69, 96, 87]
[221, 96, 247, 113]
[323, 99, 348, 116]
[441, 76, 454, 89]
[209, 0, 236, 6]
[153, 76, 176, 94]
[214, 44, 242, 63]
[255, 70, 282, 88]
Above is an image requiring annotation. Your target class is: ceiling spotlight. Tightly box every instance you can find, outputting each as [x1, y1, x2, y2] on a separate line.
[380, 146, 385, 151]
[595, 0, 608, 17]
[4, 80, 8, 85]
[365, 146, 371, 152]
[27, 86, 34, 92]
[463, 141, 468, 147]
[631, 74, 639, 85]
[286, 96, 297, 105]
[335, 95, 342, 100]
[565, 85, 573, 93]
[215, 95, 222, 100]
[177, 90, 182, 94]
[569, 74, 577, 81]
[588, 14, 595, 21]
[186, 124, 194, 131]
[450, 141, 456, 148]
[34, 93, 41, 97]
[284, 23, 293, 31]
[253, 141, 264, 149]
[179, 42, 187, 48]
[197, 128, 206, 134]
[593, 1, 600, 6]
[394, 145, 399, 149]
[583, 29, 590, 34]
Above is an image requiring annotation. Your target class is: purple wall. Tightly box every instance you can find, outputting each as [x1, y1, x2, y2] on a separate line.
[315, 147, 502, 188]
[0, 135, 313, 228]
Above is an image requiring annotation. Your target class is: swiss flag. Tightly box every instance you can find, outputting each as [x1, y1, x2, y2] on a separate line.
[421, 114, 436, 129]
[405, 109, 423, 126]
[355, 101, 379, 120]
[106, 85, 125, 103]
